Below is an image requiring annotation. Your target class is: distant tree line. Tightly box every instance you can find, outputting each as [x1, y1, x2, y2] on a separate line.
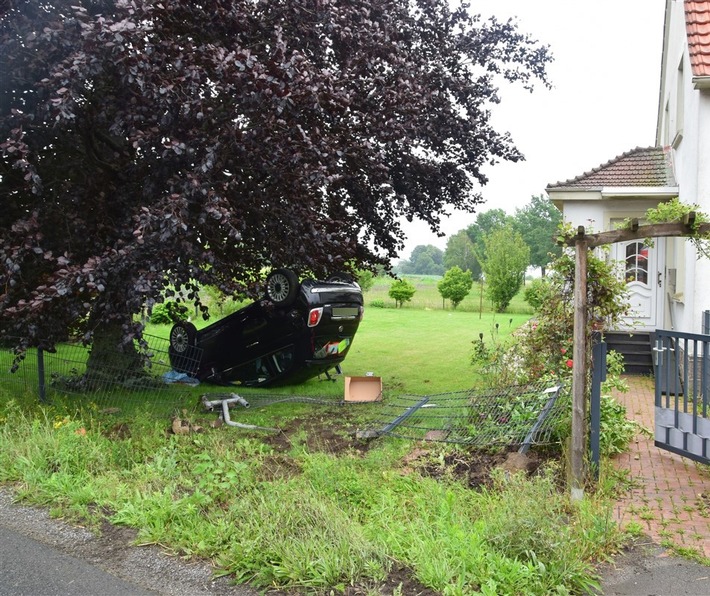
[396, 195, 562, 279]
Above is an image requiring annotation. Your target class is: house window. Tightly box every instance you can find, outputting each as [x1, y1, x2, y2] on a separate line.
[625, 241, 649, 285]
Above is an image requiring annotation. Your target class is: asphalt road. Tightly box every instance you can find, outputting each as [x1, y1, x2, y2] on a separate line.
[0, 525, 156, 596]
[598, 541, 710, 595]
[0, 489, 256, 596]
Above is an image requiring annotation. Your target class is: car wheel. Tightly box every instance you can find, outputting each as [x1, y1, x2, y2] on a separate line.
[265, 268, 299, 306]
[168, 321, 199, 375]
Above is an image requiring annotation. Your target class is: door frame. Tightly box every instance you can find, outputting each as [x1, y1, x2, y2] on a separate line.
[609, 228, 666, 331]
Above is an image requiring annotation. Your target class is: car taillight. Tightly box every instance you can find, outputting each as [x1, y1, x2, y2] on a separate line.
[359, 306, 364, 321]
[308, 307, 323, 327]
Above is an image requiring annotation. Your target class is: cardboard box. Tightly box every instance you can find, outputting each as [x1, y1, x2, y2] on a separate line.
[344, 376, 382, 402]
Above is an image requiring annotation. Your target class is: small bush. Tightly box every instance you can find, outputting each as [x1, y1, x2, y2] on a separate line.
[388, 278, 416, 308]
[149, 302, 189, 325]
[369, 299, 386, 308]
[523, 278, 548, 310]
[437, 266, 473, 309]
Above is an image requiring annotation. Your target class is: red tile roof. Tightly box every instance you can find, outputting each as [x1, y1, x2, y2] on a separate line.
[546, 146, 676, 190]
[686, 0, 710, 78]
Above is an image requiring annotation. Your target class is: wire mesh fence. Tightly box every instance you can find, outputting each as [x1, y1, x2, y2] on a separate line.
[0, 334, 202, 408]
[0, 337, 568, 450]
[353, 381, 568, 450]
[211, 381, 568, 450]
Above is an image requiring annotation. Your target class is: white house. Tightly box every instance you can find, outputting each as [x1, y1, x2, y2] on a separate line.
[547, 0, 710, 337]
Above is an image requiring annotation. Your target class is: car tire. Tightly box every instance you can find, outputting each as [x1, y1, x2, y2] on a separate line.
[265, 268, 299, 306]
[168, 321, 199, 375]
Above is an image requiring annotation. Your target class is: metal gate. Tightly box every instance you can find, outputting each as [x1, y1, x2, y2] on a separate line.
[652, 329, 710, 464]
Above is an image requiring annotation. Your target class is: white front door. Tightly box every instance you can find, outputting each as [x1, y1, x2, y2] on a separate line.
[612, 238, 664, 331]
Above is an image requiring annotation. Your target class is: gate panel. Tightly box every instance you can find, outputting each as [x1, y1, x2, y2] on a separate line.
[653, 330, 710, 464]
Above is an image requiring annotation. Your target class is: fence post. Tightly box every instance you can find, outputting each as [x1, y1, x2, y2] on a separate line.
[37, 347, 47, 403]
[570, 232, 588, 501]
[590, 337, 607, 479]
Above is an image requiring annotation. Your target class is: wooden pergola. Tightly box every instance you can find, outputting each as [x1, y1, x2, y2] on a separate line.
[563, 214, 710, 500]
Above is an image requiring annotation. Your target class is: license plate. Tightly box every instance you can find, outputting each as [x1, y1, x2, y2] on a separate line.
[332, 307, 359, 318]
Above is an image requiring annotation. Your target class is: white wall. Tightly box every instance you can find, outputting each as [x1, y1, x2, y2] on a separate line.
[657, 0, 710, 332]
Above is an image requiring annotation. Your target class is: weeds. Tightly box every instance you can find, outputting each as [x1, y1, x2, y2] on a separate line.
[0, 389, 627, 594]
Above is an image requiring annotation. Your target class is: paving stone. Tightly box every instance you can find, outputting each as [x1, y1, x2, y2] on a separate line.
[611, 376, 710, 558]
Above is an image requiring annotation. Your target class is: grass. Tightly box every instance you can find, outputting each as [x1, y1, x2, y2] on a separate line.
[342, 308, 529, 394]
[0, 400, 621, 594]
[147, 288, 531, 398]
[366, 274, 535, 314]
[0, 287, 631, 595]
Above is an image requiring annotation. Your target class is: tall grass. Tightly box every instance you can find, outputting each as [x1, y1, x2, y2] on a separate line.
[0, 282, 629, 595]
[0, 398, 622, 594]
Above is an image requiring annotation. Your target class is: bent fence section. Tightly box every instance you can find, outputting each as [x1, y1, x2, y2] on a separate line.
[0, 338, 568, 450]
[353, 381, 567, 450]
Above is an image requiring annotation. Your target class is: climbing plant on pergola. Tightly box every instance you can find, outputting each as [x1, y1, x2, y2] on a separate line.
[561, 209, 710, 500]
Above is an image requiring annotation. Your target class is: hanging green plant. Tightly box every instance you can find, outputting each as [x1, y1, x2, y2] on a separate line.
[629, 198, 710, 258]
[644, 197, 708, 227]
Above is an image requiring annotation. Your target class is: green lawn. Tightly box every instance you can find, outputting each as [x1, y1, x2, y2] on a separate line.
[343, 308, 530, 394]
[0, 286, 631, 596]
[146, 281, 534, 398]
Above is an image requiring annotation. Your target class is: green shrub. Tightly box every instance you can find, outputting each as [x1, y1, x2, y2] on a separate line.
[354, 269, 375, 293]
[388, 278, 416, 308]
[598, 351, 638, 456]
[369, 299, 386, 308]
[523, 278, 548, 310]
[480, 226, 530, 312]
[149, 302, 189, 325]
[437, 266, 473, 309]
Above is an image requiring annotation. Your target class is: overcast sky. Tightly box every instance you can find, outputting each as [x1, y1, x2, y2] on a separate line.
[399, 0, 667, 261]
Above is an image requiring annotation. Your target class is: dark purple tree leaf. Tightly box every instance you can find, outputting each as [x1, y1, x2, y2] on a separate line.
[1, 0, 551, 350]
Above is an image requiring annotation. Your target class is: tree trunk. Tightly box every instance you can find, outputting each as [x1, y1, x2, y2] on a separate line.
[85, 318, 143, 384]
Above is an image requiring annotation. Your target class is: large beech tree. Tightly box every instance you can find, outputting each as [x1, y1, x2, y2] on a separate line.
[0, 0, 551, 352]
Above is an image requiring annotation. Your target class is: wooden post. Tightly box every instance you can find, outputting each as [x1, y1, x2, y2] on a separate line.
[571, 232, 588, 501]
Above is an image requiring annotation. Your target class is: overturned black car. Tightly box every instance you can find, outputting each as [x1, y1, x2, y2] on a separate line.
[167, 269, 364, 387]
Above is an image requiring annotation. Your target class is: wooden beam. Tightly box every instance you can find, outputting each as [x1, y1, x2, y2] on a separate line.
[561, 220, 710, 248]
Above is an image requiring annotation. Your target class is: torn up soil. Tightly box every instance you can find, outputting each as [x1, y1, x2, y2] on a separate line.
[260, 410, 374, 456]
[411, 446, 555, 489]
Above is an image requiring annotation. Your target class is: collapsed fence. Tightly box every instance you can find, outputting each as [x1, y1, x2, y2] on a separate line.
[0, 337, 569, 450]
[188, 381, 568, 451]
[355, 382, 566, 451]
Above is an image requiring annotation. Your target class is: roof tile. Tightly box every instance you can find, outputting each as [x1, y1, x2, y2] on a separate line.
[686, 1, 710, 77]
[546, 146, 676, 190]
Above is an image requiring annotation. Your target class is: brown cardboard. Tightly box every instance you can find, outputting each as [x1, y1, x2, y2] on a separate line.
[344, 376, 382, 402]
